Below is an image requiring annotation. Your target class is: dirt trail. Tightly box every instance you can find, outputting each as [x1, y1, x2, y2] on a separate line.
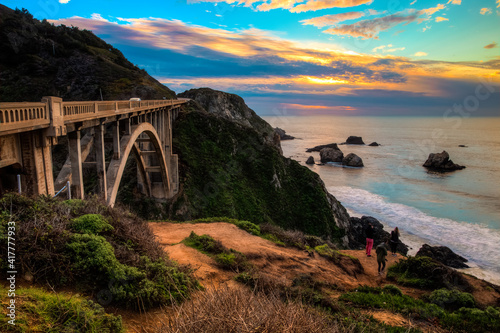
[148, 222, 403, 289]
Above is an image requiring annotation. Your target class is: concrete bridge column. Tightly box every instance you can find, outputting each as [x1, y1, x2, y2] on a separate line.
[112, 121, 120, 160]
[68, 130, 84, 199]
[20, 131, 55, 196]
[94, 123, 107, 200]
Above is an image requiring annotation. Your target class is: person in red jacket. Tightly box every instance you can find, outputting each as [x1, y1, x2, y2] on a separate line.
[365, 222, 375, 257]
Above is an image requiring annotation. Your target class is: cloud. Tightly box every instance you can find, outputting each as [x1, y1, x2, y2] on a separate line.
[421, 4, 445, 16]
[188, 0, 374, 13]
[48, 15, 500, 117]
[435, 16, 449, 22]
[372, 44, 404, 53]
[480, 8, 492, 15]
[300, 11, 365, 28]
[413, 52, 428, 56]
[90, 13, 108, 22]
[323, 11, 421, 39]
[497, 0, 500, 8]
[289, 0, 374, 13]
[59, 0, 70, 3]
[484, 42, 498, 49]
[447, 0, 461, 4]
[410, 0, 417, 5]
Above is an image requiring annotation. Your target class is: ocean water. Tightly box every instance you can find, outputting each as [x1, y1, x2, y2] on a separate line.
[263, 116, 500, 284]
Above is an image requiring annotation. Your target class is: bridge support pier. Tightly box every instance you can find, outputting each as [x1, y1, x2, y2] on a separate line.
[68, 130, 84, 199]
[94, 124, 107, 200]
[20, 131, 55, 196]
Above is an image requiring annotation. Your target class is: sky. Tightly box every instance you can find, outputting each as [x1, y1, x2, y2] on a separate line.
[3, 0, 500, 116]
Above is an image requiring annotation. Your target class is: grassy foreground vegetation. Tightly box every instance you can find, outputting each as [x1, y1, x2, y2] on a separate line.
[0, 285, 123, 332]
[0, 194, 198, 314]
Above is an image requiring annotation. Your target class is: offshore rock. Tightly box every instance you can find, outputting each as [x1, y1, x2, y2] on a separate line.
[306, 143, 339, 152]
[345, 136, 365, 145]
[348, 216, 409, 255]
[275, 127, 295, 140]
[416, 244, 469, 269]
[423, 151, 465, 171]
[342, 153, 363, 167]
[306, 156, 315, 165]
[368, 142, 380, 146]
[320, 148, 344, 163]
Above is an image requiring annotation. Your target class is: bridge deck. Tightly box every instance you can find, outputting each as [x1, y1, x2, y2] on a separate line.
[0, 99, 186, 136]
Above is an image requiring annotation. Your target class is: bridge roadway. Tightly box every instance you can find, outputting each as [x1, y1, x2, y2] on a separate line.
[0, 96, 188, 207]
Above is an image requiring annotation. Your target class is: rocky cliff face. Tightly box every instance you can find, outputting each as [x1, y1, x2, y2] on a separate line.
[178, 88, 280, 149]
[0, 6, 175, 102]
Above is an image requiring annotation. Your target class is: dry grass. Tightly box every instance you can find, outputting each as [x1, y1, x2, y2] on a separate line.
[154, 287, 355, 333]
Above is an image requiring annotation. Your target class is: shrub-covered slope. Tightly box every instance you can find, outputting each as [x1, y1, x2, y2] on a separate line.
[0, 6, 175, 102]
[169, 101, 351, 244]
[0, 194, 198, 311]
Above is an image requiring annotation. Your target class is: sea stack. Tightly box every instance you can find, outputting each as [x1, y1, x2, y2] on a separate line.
[342, 153, 363, 167]
[306, 156, 315, 164]
[345, 136, 365, 145]
[423, 151, 465, 171]
[320, 147, 344, 163]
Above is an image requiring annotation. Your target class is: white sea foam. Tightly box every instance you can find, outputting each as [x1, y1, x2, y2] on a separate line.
[328, 186, 500, 285]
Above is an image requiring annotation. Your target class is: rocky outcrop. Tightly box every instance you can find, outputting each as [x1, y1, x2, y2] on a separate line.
[306, 156, 315, 165]
[342, 153, 363, 167]
[320, 148, 344, 163]
[368, 142, 380, 146]
[348, 216, 409, 255]
[306, 143, 339, 152]
[423, 151, 465, 171]
[345, 136, 365, 145]
[416, 244, 469, 269]
[178, 88, 280, 149]
[275, 127, 295, 140]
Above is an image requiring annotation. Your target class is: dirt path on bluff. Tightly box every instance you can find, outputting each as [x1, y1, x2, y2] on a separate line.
[148, 222, 405, 289]
[120, 222, 428, 332]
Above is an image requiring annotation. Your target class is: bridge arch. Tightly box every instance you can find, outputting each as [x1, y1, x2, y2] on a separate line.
[106, 122, 170, 208]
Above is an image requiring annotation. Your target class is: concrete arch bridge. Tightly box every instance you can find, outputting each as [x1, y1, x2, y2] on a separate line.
[0, 96, 187, 207]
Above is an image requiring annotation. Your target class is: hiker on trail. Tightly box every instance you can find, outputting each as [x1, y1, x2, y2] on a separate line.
[389, 227, 400, 257]
[376, 240, 389, 275]
[365, 222, 374, 257]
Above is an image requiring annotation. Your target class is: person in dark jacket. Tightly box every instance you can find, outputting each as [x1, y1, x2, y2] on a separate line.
[390, 227, 400, 256]
[376, 240, 389, 275]
[365, 222, 374, 257]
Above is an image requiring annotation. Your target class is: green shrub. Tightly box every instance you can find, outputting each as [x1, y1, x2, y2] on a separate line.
[70, 214, 114, 234]
[383, 285, 403, 296]
[387, 256, 470, 290]
[234, 220, 260, 235]
[441, 306, 500, 332]
[262, 233, 285, 246]
[183, 231, 225, 254]
[0, 285, 123, 332]
[427, 288, 475, 311]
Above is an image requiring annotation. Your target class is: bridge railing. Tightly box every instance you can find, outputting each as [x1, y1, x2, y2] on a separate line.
[1, 98, 186, 135]
[0, 102, 50, 133]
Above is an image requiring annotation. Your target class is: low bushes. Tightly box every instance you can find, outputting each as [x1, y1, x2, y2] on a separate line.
[0, 194, 198, 310]
[387, 256, 471, 290]
[340, 285, 500, 333]
[183, 232, 250, 272]
[0, 285, 123, 332]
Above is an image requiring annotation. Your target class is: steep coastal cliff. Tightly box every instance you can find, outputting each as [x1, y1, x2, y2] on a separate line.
[170, 90, 352, 245]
